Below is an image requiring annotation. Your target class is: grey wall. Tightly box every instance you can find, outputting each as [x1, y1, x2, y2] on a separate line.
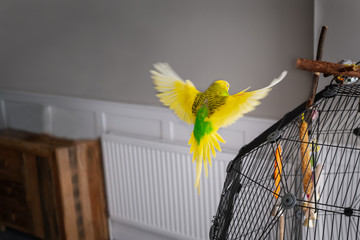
[315, 0, 360, 91]
[0, 0, 313, 119]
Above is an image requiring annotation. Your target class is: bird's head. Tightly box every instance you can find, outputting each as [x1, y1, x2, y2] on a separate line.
[212, 80, 230, 96]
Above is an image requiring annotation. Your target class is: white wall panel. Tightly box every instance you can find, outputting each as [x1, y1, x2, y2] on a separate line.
[0, 90, 275, 151]
[104, 113, 162, 139]
[51, 106, 97, 139]
[4, 100, 45, 133]
[218, 128, 246, 151]
[171, 120, 193, 144]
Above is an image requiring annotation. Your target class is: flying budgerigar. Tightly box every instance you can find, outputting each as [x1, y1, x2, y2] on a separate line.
[151, 63, 287, 193]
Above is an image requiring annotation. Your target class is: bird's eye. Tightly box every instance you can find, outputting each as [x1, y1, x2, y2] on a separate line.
[226, 83, 229, 88]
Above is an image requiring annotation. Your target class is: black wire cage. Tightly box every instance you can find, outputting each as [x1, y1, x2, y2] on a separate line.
[210, 83, 360, 240]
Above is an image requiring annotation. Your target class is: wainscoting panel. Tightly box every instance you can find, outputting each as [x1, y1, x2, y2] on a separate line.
[0, 90, 275, 240]
[3, 100, 45, 134]
[104, 112, 163, 139]
[51, 105, 98, 139]
[0, 90, 275, 151]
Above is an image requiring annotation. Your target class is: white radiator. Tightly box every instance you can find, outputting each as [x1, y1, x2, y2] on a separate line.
[101, 133, 234, 240]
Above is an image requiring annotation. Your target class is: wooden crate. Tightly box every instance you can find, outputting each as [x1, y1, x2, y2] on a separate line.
[0, 129, 109, 240]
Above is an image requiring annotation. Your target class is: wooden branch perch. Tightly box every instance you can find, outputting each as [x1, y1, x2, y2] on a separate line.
[307, 26, 327, 107]
[296, 58, 360, 78]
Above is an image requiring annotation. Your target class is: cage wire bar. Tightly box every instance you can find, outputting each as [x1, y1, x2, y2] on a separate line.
[210, 84, 360, 240]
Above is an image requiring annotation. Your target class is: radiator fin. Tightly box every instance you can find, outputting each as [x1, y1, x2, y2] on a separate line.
[102, 134, 231, 239]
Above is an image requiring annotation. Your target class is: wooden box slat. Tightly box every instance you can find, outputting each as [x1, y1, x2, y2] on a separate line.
[0, 129, 109, 240]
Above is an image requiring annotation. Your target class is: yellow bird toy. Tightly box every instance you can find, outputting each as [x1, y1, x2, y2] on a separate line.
[152, 63, 287, 193]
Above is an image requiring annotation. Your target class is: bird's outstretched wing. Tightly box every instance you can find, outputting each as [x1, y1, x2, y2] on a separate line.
[152, 63, 201, 124]
[210, 71, 287, 128]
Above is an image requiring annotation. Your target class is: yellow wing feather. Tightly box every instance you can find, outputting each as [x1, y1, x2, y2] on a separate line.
[210, 71, 287, 128]
[152, 63, 200, 124]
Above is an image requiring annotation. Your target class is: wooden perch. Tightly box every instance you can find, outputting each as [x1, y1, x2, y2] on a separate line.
[296, 58, 360, 78]
[307, 26, 327, 107]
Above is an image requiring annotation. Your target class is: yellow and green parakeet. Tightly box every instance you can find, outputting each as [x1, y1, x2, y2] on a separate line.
[151, 63, 287, 193]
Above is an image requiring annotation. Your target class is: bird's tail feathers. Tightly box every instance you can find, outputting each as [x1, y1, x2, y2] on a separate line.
[188, 131, 225, 194]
